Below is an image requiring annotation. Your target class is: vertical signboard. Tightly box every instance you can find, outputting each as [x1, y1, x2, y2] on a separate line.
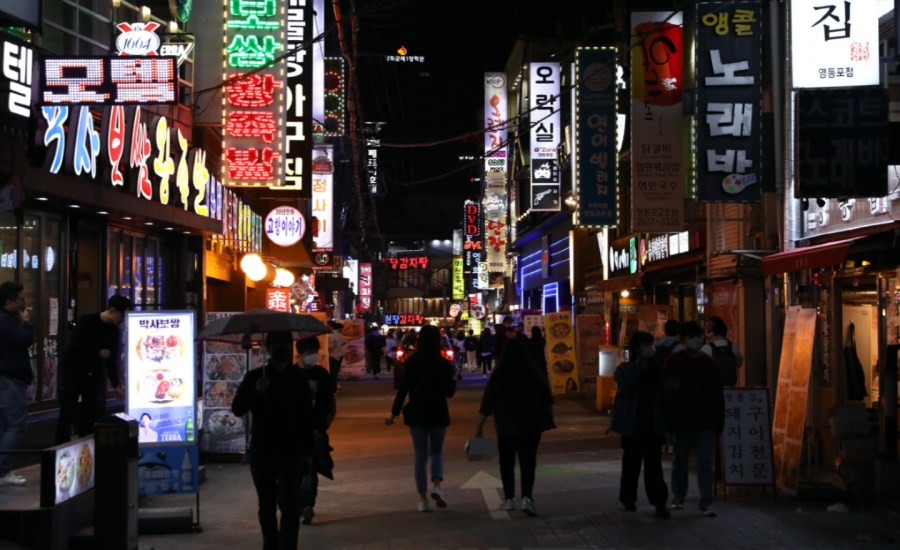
[222, 0, 284, 187]
[484, 72, 508, 272]
[0, 33, 33, 124]
[721, 388, 775, 486]
[281, 0, 313, 194]
[311, 145, 334, 250]
[126, 310, 198, 496]
[575, 47, 617, 227]
[324, 57, 345, 137]
[463, 200, 484, 289]
[357, 262, 372, 314]
[530, 62, 561, 211]
[545, 311, 579, 396]
[452, 257, 464, 300]
[483, 171, 508, 271]
[484, 72, 508, 173]
[790, 0, 879, 89]
[695, 2, 763, 202]
[631, 11, 685, 232]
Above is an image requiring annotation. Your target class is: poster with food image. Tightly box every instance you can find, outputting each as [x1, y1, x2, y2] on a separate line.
[201, 408, 246, 453]
[41, 437, 95, 506]
[545, 311, 579, 396]
[576, 314, 604, 396]
[340, 319, 366, 378]
[126, 311, 196, 445]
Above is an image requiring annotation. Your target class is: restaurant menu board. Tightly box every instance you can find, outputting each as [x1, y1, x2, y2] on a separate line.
[41, 436, 95, 506]
[546, 311, 579, 396]
[126, 310, 198, 497]
[772, 306, 817, 495]
[201, 312, 263, 454]
[720, 388, 774, 486]
[339, 319, 366, 378]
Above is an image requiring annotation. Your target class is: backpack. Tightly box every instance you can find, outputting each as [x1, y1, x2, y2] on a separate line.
[710, 340, 739, 386]
[464, 336, 477, 351]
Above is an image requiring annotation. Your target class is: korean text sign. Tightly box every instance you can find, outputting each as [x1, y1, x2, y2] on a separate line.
[41, 56, 177, 105]
[720, 388, 774, 485]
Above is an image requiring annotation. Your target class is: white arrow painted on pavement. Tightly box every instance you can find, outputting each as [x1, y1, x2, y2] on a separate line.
[460, 471, 509, 520]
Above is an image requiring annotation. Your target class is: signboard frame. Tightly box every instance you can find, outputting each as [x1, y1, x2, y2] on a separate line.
[719, 387, 776, 488]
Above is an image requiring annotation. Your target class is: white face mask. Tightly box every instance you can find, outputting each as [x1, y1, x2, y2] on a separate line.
[302, 353, 318, 366]
[685, 337, 704, 351]
[640, 345, 656, 359]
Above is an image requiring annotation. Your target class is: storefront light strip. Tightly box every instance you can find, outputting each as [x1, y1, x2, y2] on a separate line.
[550, 236, 568, 249]
[520, 258, 541, 270]
[551, 258, 569, 268]
[550, 246, 569, 258]
[520, 249, 541, 262]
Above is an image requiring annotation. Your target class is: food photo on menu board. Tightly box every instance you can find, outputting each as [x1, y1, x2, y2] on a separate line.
[126, 311, 196, 444]
[41, 437, 95, 506]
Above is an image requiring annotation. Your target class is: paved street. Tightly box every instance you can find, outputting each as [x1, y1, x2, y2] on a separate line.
[130, 375, 900, 550]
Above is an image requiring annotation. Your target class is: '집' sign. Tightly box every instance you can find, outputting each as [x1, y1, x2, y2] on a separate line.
[720, 387, 774, 486]
[41, 56, 177, 105]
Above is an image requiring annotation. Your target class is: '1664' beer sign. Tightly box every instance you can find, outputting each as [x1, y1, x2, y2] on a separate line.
[115, 22, 161, 56]
[265, 206, 305, 247]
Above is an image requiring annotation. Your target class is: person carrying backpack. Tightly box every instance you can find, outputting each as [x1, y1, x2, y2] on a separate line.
[700, 317, 743, 387]
[654, 320, 682, 368]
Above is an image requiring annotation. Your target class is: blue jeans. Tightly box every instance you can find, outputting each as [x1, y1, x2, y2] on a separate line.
[670, 428, 716, 509]
[0, 376, 28, 476]
[408, 425, 447, 494]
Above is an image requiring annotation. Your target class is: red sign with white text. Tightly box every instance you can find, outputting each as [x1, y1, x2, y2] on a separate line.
[266, 288, 291, 312]
[357, 263, 372, 314]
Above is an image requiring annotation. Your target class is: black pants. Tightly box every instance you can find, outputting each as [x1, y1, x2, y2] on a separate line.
[328, 357, 341, 389]
[479, 353, 493, 375]
[619, 433, 669, 508]
[250, 454, 303, 550]
[497, 433, 541, 500]
[55, 371, 105, 444]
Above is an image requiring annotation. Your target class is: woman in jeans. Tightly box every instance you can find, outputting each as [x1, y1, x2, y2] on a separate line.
[475, 336, 555, 516]
[385, 325, 457, 512]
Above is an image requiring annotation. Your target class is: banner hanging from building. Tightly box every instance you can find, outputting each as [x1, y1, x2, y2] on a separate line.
[530, 62, 561, 211]
[484, 72, 508, 173]
[575, 47, 617, 226]
[630, 11, 685, 232]
[483, 171, 507, 271]
[695, 2, 763, 203]
[311, 145, 334, 250]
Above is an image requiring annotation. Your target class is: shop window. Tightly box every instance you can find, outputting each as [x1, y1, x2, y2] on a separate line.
[0, 210, 16, 282]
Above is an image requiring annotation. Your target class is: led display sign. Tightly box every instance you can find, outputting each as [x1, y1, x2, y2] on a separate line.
[265, 206, 305, 247]
[383, 313, 425, 326]
[381, 256, 430, 270]
[358, 263, 372, 314]
[40, 56, 177, 105]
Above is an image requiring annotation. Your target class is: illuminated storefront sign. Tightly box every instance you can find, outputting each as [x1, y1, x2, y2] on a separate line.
[452, 257, 464, 300]
[463, 200, 483, 289]
[530, 62, 561, 211]
[791, 0, 879, 88]
[0, 36, 32, 119]
[483, 171, 507, 271]
[366, 139, 380, 194]
[115, 22, 162, 56]
[266, 287, 291, 312]
[40, 56, 177, 105]
[383, 313, 425, 326]
[385, 45, 425, 63]
[381, 256, 430, 270]
[640, 231, 692, 265]
[358, 262, 372, 314]
[222, 0, 285, 187]
[311, 145, 334, 250]
[276, 0, 313, 194]
[484, 72, 508, 173]
[265, 206, 305, 246]
[324, 57, 345, 137]
[609, 235, 638, 277]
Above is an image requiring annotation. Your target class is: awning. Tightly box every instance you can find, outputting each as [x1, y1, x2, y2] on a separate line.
[642, 253, 704, 273]
[589, 273, 644, 293]
[761, 238, 854, 276]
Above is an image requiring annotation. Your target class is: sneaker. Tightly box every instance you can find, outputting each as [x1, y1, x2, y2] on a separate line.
[502, 499, 515, 511]
[623, 502, 637, 512]
[521, 496, 537, 516]
[417, 501, 430, 512]
[0, 472, 26, 486]
[655, 506, 671, 519]
[301, 506, 314, 525]
[430, 486, 447, 508]
[670, 499, 684, 510]
[700, 507, 717, 518]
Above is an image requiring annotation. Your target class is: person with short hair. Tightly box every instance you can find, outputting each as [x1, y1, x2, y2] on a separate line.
[56, 294, 132, 443]
[327, 320, 345, 390]
[701, 316, 743, 387]
[0, 281, 33, 486]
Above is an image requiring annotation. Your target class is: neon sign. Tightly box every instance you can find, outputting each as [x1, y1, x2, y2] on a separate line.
[41, 56, 177, 105]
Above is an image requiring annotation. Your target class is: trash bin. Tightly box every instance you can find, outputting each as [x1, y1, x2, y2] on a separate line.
[94, 413, 139, 550]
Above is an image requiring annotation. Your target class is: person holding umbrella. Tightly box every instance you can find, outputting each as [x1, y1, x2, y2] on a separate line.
[232, 331, 314, 550]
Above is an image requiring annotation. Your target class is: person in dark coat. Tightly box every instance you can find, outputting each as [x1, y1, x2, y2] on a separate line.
[662, 320, 725, 518]
[477, 327, 495, 376]
[527, 326, 548, 376]
[475, 337, 555, 516]
[610, 331, 670, 518]
[295, 336, 336, 525]
[385, 325, 457, 512]
[0, 282, 33, 486]
[232, 331, 314, 550]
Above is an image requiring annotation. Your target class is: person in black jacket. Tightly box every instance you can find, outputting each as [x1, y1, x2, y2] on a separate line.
[527, 326, 548, 377]
[475, 337, 555, 516]
[232, 331, 314, 550]
[0, 282, 33, 486]
[295, 336, 336, 525]
[385, 325, 457, 512]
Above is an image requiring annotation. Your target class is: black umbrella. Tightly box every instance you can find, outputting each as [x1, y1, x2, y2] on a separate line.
[197, 308, 331, 345]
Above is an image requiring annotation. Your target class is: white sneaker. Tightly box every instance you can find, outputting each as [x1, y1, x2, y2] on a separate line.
[502, 498, 515, 511]
[0, 472, 26, 486]
[417, 500, 430, 512]
[521, 496, 537, 516]
[430, 486, 447, 508]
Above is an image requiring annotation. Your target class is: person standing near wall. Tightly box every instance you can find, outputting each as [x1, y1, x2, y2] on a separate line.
[0, 282, 33, 486]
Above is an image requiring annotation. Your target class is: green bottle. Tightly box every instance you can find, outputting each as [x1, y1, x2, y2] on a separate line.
[186, 415, 194, 442]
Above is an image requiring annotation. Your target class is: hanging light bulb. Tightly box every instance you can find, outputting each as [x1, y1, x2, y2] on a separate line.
[247, 261, 268, 282]
[274, 268, 295, 287]
[240, 253, 263, 276]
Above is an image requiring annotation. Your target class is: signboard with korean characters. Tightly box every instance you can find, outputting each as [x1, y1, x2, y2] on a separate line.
[720, 388, 775, 486]
[40, 56, 177, 105]
[530, 62, 561, 211]
[265, 206, 305, 247]
[695, 2, 763, 202]
[546, 311, 579, 396]
[790, 0, 879, 89]
[0, 32, 33, 123]
[126, 310, 198, 497]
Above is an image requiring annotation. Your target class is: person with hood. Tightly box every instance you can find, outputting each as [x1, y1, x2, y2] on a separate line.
[294, 336, 336, 525]
[610, 331, 670, 519]
[232, 331, 314, 550]
[385, 325, 457, 512]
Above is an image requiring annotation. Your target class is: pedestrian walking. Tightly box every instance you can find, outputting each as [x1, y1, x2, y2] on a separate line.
[477, 327, 495, 377]
[0, 282, 33, 486]
[527, 326, 548, 377]
[475, 337, 555, 516]
[654, 319, 682, 365]
[610, 331, 670, 519]
[662, 320, 724, 517]
[327, 320, 345, 390]
[385, 325, 457, 512]
[701, 316, 743, 387]
[492, 315, 515, 359]
[295, 337, 336, 526]
[56, 294, 132, 443]
[463, 330, 478, 371]
[385, 329, 397, 373]
[232, 331, 314, 550]
[365, 326, 386, 378]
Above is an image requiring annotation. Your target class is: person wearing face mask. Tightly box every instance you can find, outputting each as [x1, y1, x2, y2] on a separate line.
[295, 336, 336, 525]
[232, 331, 314, 550]
[610, 331, 670, 519]
[661, 320, 724, 518]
